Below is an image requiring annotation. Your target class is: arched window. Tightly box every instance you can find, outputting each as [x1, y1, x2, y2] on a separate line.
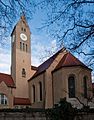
[24, 28, 26, 32]
[32, 85, 35, 103]
[39, 82, 42, 101]
[22, 68, 26, 77]
[26, 44, 27, 52]
[83, 76, 87, 98]
[68, 75, 75, 98]
[0, 93, 8, 105]
[23, 43, 25, 51]
[21, 27, 23, 31]
[20, 42, 22, 50]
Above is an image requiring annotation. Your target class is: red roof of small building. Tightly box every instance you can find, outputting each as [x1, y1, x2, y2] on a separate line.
[54, 52, 91, 71]
[14, 97, 31, 105]
[0, 73, 15, 88]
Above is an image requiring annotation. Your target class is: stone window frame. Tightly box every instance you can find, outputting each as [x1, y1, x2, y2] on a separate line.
[32, 85, 35, 103]
[83, 76, 88, 98]
[0, 93, 8, 105]
[22, 68, 26, 77]
[38, 81, 42, 101]
[68, 74, 76, 98]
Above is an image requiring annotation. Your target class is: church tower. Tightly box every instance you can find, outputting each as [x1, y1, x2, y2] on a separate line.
[11, 16, 31, 98]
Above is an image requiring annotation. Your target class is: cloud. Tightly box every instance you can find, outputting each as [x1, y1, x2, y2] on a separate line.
[0, 63, 10, 73]
[31, 34, 58, 64]
[0, 45, 11, 74]
[31, 56, 40, 67]
[51, 39, 57, 52]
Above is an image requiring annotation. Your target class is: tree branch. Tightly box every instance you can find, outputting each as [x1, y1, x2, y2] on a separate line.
[72, 31, 94, 50]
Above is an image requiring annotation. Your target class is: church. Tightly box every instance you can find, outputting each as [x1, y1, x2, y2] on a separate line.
[0, 16, 93, 109]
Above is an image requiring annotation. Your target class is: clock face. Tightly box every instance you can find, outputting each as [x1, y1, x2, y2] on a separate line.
[20, 33, 27, 41]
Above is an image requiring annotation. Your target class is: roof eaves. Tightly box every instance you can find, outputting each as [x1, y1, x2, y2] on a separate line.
[52, 65, 92, 73]
[31, 65, 38, 71]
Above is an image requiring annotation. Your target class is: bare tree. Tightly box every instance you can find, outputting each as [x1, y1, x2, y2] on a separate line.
[34, 0, 94, 68]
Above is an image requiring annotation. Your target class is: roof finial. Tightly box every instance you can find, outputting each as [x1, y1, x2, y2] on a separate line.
[20, 11, 26, 20]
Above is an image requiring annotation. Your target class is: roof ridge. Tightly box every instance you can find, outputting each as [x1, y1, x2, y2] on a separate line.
[37, 47, 66, 68]
[0, 72, 11, 76]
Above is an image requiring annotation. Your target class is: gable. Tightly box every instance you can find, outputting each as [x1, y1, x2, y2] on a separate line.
[0, 73, 15, 88]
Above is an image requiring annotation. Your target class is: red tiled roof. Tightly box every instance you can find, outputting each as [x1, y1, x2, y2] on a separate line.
[29, 48, 66, 80]
[0, 73, 15, 88]
[54, 52, 91, 71]
[14, 97, 31, 105]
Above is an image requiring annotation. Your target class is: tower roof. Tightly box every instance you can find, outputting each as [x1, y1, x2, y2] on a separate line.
[11, 15, 29, 36]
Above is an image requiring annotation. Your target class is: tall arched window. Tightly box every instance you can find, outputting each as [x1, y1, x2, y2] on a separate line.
[20, 42, 22, 50]
[22, 68, 26, 77]
[39, 82, 42, 101]
[23, 43, 25, 51]
[32, 85, 35, 103]
[83, 76, 87, 98]
[26, 44, 27, 52]
[0, 93, 8, 105]
[68, 75, 75, 98]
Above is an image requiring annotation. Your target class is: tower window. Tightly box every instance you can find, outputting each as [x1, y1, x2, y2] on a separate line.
[24, 28, 26, 32]
[26, 44, 27, 52]
[0, 93, 8, 105]
[21, 27, 23, 31]
[23, 43, 25, 51]
[22, 68, 26, 77]
[83, 76, 87, 98]
[32, 85, 35, 103]
[20, 42, 22, 50]
[39, 82, 42, 101]
[68, 75, 75, 98]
